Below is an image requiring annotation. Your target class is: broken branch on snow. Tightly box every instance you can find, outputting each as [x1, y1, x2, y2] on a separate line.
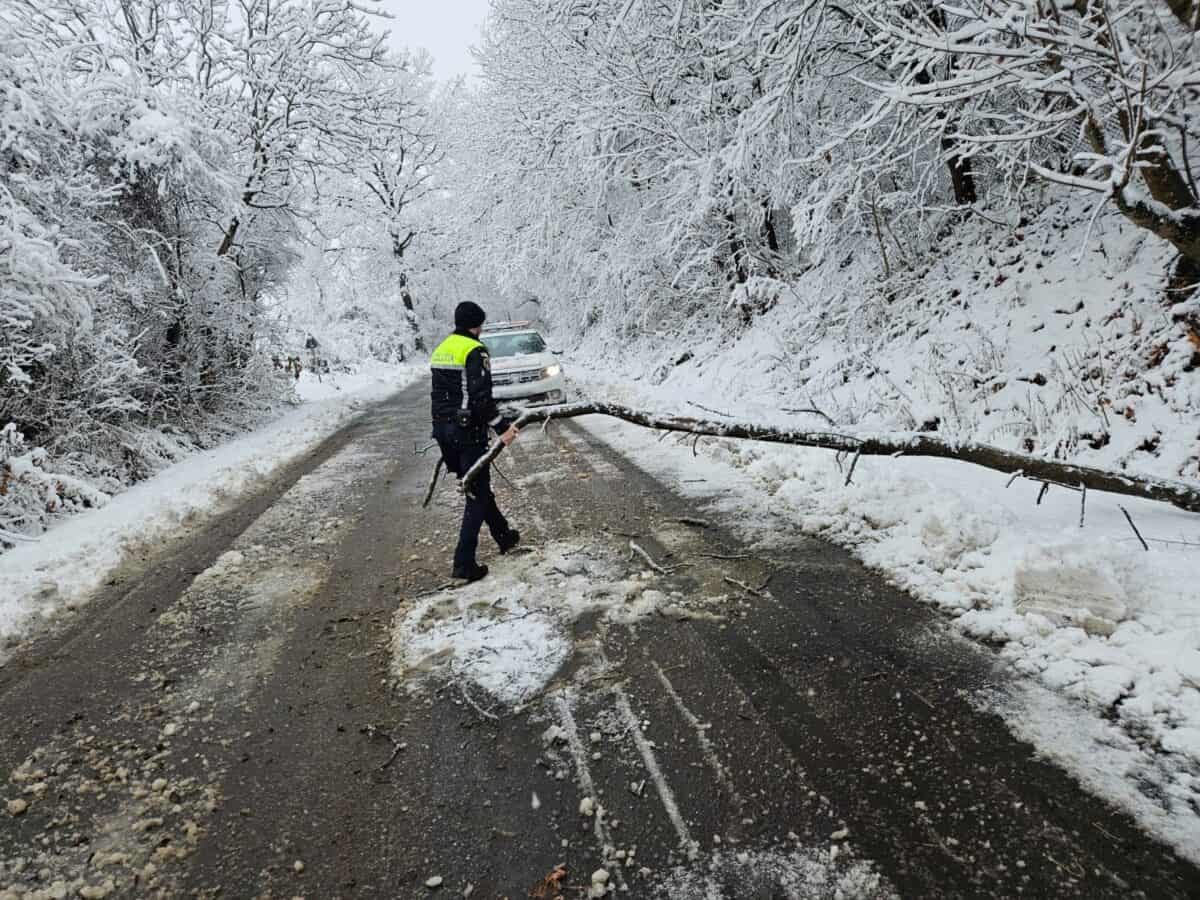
[1120, 506, 1150, 552]
[459, 402, 1200, 514]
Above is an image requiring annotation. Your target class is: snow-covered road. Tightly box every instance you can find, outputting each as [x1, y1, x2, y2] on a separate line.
[0, 380, 1196, 898]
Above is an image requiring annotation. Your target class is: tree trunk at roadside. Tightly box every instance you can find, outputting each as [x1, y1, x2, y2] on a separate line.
[943, 138, 977, 205]
[1162, 0, 1200, 29]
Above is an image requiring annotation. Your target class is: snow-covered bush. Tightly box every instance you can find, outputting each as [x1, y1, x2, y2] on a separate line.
[0, 0, 423, 548]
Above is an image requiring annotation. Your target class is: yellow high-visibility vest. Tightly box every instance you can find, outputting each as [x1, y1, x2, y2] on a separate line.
[430, 333, 484, 370]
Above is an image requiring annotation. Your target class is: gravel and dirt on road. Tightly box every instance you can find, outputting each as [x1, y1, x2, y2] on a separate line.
[0, 380, 1197, 899]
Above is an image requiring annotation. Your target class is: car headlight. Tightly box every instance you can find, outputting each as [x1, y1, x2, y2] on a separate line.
[542, 365, 561, 378]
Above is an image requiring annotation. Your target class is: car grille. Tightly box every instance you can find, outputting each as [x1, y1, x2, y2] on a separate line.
[493, 368, 543, 387]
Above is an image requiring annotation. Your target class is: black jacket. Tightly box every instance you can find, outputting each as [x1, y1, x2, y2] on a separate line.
[430, 329, 511, 436]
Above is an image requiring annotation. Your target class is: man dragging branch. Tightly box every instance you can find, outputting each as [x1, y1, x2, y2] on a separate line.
[429, 302, 522, 582]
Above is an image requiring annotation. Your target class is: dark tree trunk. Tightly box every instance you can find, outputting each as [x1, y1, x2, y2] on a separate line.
[217, 216, 240, 257]
[1085, 114, 1200, 266]
[943, 137, 977, 204]
[762, 201, 780, 253]
[723, 209, 749, 285]
[1162, 0, 1200, 28]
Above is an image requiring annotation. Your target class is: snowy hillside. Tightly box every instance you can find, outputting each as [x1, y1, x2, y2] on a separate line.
[569, 195, 1200, 486]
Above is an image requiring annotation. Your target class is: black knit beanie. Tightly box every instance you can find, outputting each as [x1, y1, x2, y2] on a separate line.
[454, 301, 486, 330]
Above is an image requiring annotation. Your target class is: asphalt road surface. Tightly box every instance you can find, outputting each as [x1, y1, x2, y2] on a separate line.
[0, 379, 1197, 899]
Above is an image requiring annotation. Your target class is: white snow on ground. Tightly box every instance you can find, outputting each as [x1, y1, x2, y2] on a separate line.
[391, 541, 726, 705]
[654, 846, 893, 899]
[573, 374, 1200, 861]
[0, 363, 417, 651]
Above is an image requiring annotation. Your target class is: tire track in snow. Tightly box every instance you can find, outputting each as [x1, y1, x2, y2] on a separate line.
[650, 659, 748, 820]
[551, 689, 630, 891]
[612, 684, 701, 860]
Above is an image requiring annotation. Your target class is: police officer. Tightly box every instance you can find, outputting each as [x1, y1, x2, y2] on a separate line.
[430, 301, 521, 581]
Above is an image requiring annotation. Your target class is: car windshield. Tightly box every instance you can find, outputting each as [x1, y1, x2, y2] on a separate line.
[483, 332, 546, 358]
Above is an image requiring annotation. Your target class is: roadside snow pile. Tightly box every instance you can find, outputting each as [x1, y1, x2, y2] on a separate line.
[391, 541, 727, 705]
[0, 365, 416, 652]
[655, 847, 893, 900]
[575, 384, 1200, 856]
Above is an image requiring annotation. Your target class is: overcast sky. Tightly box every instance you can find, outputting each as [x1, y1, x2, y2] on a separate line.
[376, 1, 492, 82]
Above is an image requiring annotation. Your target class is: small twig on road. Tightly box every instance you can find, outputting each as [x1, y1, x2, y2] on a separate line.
[630, 541, 669, 574]
[415, 581, 455, 598]
[380, 738, 406, 770]
[605, 526, 643, 539]
[699, 552, 752, 560]
[724, 576, 766, 598]
[457, 677, 499, 721]
[910, 689, 937, 711]
[692, 434, 702, 456]
[674, 517, 710, 528]
[413, 440, 438, 456]
[476, 611, 534, 631]
[363, 723, 407, 770]
[584, 671, 629, 688]
[1119, 506, 1150, 551]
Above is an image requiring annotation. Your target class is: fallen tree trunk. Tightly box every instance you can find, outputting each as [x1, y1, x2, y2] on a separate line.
[461, 402, 1200, 514]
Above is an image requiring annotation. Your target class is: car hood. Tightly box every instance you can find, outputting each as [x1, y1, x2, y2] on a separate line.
[490, 352, 557, 373]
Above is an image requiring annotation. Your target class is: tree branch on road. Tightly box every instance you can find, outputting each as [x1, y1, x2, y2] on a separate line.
[459, 402, 1200, 514]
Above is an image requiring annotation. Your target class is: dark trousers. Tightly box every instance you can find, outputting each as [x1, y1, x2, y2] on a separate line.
[433, 423, 511, 569]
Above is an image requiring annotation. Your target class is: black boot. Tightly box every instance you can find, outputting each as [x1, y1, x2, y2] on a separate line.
[497, 529, 521, 555]
[451, 562, 489, 582]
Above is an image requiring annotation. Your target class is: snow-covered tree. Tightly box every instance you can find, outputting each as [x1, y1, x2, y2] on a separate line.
[0, 0, 436, 545]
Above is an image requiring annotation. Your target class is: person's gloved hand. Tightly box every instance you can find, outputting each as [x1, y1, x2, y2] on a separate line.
[500, 424, 520, 447]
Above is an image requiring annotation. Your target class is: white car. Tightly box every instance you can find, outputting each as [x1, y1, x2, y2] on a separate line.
[481, 322, 567, 409]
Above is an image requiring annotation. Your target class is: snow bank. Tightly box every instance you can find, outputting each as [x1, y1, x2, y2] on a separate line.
[0, 364, 417, 650]
[575, 376, 1200, 859]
